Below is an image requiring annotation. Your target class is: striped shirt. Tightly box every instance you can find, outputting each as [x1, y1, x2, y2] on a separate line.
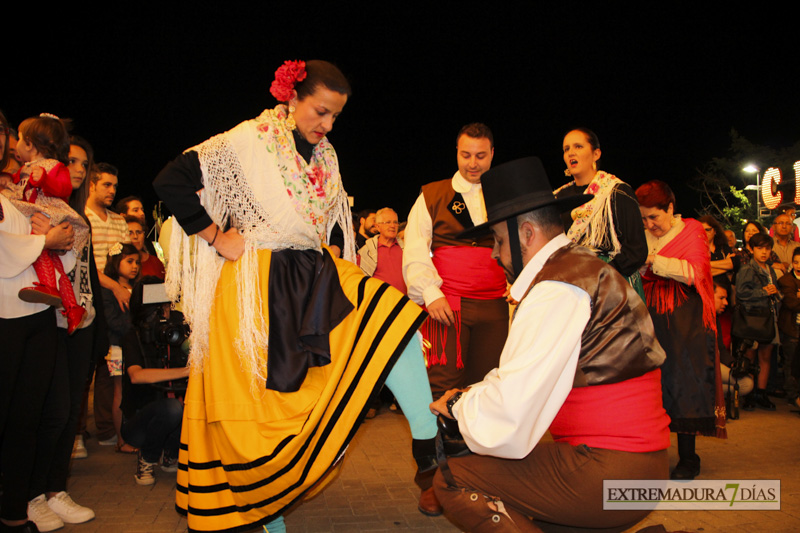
[86, 207, 130, 270]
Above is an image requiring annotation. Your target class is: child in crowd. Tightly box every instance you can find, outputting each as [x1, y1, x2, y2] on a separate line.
[735, 232, 782, 410]
[101, 243, 141, 454]
[126, 217, 165, 280]
[0, 114, 89, 333]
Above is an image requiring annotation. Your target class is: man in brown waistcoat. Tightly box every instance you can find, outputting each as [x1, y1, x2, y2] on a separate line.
[430, 157, 670, 532]
[403, 123, 509, 402]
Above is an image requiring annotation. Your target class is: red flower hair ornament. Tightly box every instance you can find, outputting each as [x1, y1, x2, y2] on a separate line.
[270, 60, 307, 102]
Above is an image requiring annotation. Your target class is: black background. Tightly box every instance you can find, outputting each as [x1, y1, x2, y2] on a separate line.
[5, 5, 797, 222]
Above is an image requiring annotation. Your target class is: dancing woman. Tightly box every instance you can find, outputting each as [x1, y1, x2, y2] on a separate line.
[154, 60, 436, 533]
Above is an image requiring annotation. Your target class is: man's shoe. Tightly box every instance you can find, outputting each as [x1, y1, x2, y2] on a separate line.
[46, 492, 94, 524]
[670, 455, 701, 480]
[27, 494, 63, 532]
[418, 487, 443, 516]
[71, 435, 87, 459]
[135, 452, 157, 485]
[754, 390, 776, 411]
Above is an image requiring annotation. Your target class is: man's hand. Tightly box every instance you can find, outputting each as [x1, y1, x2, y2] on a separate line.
[44, 221, 74, 251]
[112, 281, 131, 312]
[427, 297, 455, 326]
[430, 388, 467, 419]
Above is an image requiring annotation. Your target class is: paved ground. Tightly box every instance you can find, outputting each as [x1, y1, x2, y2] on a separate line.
[56, 398, 800, 532]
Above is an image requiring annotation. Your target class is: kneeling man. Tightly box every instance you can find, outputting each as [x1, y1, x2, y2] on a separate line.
[431, 157, 670, 532]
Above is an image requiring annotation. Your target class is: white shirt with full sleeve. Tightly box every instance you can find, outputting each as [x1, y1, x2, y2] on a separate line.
[1, 195, 76, 318]
[402, 171, 488, 307]
[452, 234, 592, 459]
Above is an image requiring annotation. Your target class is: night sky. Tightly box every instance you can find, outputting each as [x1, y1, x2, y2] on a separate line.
[6, 6, 798, 224]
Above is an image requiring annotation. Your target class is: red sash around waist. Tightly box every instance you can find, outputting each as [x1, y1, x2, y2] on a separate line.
[549, 369, 671, 452]
[431, 246, 506, 300]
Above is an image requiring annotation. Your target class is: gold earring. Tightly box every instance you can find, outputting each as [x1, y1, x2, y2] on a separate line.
[287, 105, 296, 130]
[592, 162, 597, 171]
[564, 168, 572, 177]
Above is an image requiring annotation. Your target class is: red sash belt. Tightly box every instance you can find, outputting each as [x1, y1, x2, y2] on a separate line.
[422, 246, 506, 368]
[549, 369, 671, 452]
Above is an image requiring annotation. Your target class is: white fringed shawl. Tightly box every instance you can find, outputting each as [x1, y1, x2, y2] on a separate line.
[165, 107, 355, 394]
[556, 171, 624, 260]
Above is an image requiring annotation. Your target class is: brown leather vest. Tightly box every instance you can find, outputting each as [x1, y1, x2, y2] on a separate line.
[528, 243, 665, 387]
[422, 179, 494, 249]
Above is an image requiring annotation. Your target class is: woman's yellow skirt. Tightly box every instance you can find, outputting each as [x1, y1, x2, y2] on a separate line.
[176, 249, 425, 532]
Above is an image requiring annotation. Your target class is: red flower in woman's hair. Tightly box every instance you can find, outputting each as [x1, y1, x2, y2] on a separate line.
[269, 60, 307, 102]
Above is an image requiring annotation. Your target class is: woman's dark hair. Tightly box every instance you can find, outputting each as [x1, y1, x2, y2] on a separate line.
[748, 232, 773, 250]
[699, 215, 729, 252]
[0, 109, 9, 171]
[104, 243, 141, 281]
[635, 180, 675, 212]
[116, 196, 143, 217]
[68, 135, 95, 216]
[295, 60, 352, 100]
[18, 115, 71, 164]
[743, 220, 766, 246]
[564, 127, 601, 152]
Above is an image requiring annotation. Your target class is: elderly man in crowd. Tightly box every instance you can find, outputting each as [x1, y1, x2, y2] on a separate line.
[772, 213, 799, 272]
[358, 207, 406, 294]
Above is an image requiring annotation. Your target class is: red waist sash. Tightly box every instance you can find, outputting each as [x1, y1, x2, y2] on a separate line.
[422, 246, 507, 369]
[549, 369, 671, 452]
[432, 246, 506, 301]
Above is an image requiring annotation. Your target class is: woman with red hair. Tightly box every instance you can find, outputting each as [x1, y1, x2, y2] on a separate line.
[636, 180, 725, 481]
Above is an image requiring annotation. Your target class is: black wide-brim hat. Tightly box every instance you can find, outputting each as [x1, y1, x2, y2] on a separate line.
[459, 156, 592, 239]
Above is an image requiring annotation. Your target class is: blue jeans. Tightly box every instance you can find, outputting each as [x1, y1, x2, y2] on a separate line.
[121, 398, 183, 463]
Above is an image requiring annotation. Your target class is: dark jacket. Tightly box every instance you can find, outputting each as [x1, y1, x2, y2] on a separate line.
[778, 271, 800, 336]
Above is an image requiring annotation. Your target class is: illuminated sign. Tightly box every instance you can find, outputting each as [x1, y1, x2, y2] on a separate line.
[760, 161, 800, 208]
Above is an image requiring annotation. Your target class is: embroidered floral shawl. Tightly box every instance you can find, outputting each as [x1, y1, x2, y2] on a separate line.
[554, 171, 624, 259]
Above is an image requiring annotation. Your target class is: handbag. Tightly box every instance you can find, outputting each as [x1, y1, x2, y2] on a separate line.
[731, 303, 775, 343]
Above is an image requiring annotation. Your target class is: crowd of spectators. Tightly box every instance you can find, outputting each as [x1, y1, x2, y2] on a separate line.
[1, 110, 174, 532]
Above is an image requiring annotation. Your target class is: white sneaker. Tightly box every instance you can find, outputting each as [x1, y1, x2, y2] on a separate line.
[28, 494, 64, 532]
[71, 435, 88, 459]
[135, 452, 157, 485]
[47, 492, 95, 524]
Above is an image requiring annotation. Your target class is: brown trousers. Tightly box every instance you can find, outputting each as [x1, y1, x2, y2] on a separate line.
[427, 297, 508, 399]
[434, 443, 668, 532]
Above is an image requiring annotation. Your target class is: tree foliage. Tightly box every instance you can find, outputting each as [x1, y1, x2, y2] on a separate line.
[692, 130, 800, 234]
